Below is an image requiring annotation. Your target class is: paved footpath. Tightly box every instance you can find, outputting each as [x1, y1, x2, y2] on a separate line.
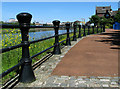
[16, 29, 120, 88]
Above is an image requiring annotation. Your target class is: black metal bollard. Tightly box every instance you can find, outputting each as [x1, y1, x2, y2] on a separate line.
[17, 13, 36, 83]
[92, 26, 94, 34]
[97, 25, 99, 33]
[103, 25, 105, 32]
[100, 25, 102, 33]
[78, 25, 81, 38]
[65, 23, 71, 46]
[83, 25, 86, 36]
[53, 20, 61, 54]
[73, 22, 77, 41]
[87, 25, 90, 35]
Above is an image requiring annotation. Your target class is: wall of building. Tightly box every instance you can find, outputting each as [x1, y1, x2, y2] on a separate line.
[118, 1, 120, 9]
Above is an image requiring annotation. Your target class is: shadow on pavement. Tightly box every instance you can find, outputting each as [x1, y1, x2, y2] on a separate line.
[95, 29, 120, 78]
[95, 30, 120, 49]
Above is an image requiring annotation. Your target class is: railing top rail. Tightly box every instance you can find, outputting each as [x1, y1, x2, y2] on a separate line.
[1, 24, 66, 29]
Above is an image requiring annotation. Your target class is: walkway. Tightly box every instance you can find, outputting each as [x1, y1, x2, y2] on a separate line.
[52, 29, 118, 77]
[16, 29, 120, 88]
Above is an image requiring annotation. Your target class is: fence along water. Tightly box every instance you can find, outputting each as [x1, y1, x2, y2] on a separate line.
[0, 12, 105, 88]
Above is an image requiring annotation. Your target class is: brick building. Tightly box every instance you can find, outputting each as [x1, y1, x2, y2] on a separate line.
[96, 5, 119, 18]
[96, 6, 111, 17]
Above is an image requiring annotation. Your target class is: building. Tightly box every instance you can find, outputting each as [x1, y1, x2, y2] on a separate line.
[96, 5, 119, 18]
[60, 21, 81, 27]
[9, 18, 17, 23]
[46, 22, 53, 26]
[74, 20, 81, 24]
[96, 6, 112, 17]
[110, 10, 118, 18]
[118, 1, 120, 10]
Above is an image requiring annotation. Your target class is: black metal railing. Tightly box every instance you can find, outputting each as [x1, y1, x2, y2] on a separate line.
[0, 12, 105, 88]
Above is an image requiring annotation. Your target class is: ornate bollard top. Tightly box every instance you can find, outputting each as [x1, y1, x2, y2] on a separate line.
[65, 23, 70, 29]
[17, 12, 32, 28]
[65, 22, 70, 26]
[73, 22, 77, 26]
[52, 20, 60, 27]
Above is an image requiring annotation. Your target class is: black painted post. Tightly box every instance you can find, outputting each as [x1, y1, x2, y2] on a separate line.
[100, 25, 102, 33]
[78, 25, 81, 38]
[97, 25, 99, 33]
[87, 25, 90, 35]
[17, 13, 36, 83]
[83, 25, 86, 36]
[73, 22, 77, 41]
[92, 26, 94, 34]
[65, 23, 71, 46]
[53, 20, 61, 54]
[103, 24, 105, 32]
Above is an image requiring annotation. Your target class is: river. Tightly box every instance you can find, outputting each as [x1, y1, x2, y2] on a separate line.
[29, 30, 67, 40]
[1, 29, 73, 41]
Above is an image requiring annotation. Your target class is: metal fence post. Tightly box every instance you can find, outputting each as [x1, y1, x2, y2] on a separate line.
[100, 25, 102, 33]
[103, 25, 105, 32]
[97, 25, 99, 33]
[65, 23, 71, 46]
[53, 20, 61, 54]
[92, 26, 94, 34]
[73, 22, 77, 41]
[17, 13, 36, 83]
[83, 25, 86, 36]
[87, 25, 90, 35]
[78, 25, 81, 38]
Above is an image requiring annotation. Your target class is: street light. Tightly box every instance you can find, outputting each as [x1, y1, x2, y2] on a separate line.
[104, 10, 110, 19]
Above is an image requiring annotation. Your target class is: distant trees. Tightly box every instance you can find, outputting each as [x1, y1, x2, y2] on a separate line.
[89, 11, 120, 28]
[89, 15, 100, 26]
[89, 14, 116, 28]
[114, 11, 120, 23]
[99, 17, 107, 25]
[0, 21, 19, 25]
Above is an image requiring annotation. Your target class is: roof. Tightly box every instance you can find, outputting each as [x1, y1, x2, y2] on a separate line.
[74, 20, 81, 23]
[96, 6, 111, 13]
[110, 11, 118, 16]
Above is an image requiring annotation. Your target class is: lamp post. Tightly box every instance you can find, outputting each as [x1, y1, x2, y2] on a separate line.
[104, 10, 110, 19]
[100, 19, 103, 32]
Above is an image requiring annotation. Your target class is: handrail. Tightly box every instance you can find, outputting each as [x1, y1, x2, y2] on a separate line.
[31, 45, 55, 59]
[1, 43, 24, 53]
[0, 61, 23, 78]
[1, 24, 66, 28]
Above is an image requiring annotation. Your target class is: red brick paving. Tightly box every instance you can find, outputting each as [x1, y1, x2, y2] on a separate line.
[52, 29, 119, 77]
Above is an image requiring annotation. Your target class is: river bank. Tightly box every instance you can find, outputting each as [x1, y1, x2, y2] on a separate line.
[1, 27, 66, 34]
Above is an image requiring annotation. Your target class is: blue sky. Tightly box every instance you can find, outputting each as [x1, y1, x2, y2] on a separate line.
[2, 2, 118, 23]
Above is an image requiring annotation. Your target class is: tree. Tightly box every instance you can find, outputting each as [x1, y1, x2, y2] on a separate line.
[114, 11, 120, 23]
[89, 15, 100, 26]
[99, 16, 114, 28]
[100, 17, 108, 25]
